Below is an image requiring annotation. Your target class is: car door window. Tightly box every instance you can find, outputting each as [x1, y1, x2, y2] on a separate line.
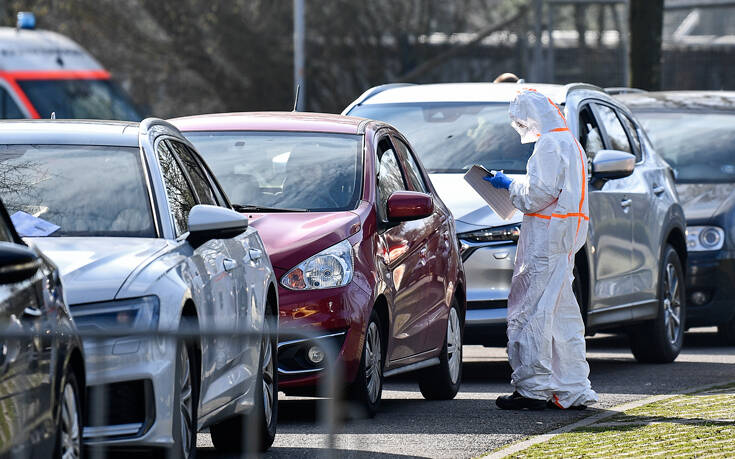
[0, 212, 12, 242]
[595, 104, 634, 155]
[168, 141, 219, 206]
[376, 138, 408, 222]
[619, 113, 643, 162]
[578, 105, 605, 159]
[393, 137, 428, 193]
[0, 87, 24, 119]
[157, 141, 197, 236]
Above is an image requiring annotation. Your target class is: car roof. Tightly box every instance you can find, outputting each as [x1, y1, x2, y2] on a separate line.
[615, 91, 735, 113]
[348, 82, 600, 107]
[170, 111, 370, 135]
[0, 119, 139, 146]
[0, 27, 103, 72]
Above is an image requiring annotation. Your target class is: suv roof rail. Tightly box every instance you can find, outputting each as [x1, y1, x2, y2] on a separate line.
[342, 83, 415, 115]
[604, 87, 647, 95]
[564, 82, 605, 95]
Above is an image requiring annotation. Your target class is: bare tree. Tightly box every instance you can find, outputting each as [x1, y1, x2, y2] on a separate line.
[628, 0, 665, 90]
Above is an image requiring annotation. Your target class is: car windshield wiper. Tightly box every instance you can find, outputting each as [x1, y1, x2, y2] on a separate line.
[232, 204, 308, 213]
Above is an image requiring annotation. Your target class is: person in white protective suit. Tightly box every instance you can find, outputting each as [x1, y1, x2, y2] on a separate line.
[484, 89, 598, 410]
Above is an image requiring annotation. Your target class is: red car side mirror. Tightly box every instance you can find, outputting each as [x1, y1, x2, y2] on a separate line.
[387, 191, 434, 222]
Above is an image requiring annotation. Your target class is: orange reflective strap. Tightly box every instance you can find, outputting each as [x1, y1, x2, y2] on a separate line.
[525, 212, 590, 221]
[549, 127, 569, 133]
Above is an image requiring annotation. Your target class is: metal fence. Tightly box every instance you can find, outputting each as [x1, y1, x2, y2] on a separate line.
[0, 325, 344, 458]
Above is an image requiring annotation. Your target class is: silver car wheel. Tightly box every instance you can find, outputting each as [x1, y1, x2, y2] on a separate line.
[365, 321, 382, 404]
[178, 345, 194, 458]
[61, 380, 81, 459]
[663, 262, 682, 345]
[447, 307, 462, 385]
[262, 333, 275, 427]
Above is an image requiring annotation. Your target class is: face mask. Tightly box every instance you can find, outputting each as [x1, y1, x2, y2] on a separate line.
[511, 120, 538, 144]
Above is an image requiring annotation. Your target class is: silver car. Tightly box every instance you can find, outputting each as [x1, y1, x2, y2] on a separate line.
[0, 119, 279, 456]
[346, 82, 688, 363]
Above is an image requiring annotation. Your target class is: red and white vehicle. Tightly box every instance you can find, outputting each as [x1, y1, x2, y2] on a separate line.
[0, 12, 140, 120]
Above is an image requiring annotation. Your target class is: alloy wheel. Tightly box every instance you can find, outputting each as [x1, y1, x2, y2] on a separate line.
[447, 307, 462, 385]
[60, 380, 81, 459]
[178, 345, 194, 458]
[663, 262, 682, 345]
[262, 333, 275, 427]
[365, 321, 382, 404]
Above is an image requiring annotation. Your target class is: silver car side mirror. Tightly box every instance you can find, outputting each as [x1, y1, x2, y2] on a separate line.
[591, 150, 635, 183]
[187, 204, 248, 248]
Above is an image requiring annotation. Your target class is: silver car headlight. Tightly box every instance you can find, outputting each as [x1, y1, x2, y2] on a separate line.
[458, 224, 521, 244]
[281, 239, 354, 290]
[72, 296, 160, 332]
[686, 226, 724, 252]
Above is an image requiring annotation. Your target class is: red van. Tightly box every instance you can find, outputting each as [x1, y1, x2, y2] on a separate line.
[0, 12, 140, 120]
[172, 112, 466, 416]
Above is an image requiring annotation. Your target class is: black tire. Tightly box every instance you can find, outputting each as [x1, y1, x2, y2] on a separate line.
[630, 244, 686, 363]
[55, 370, 83, 459]
[210, 308, 278, 452]
[169, 336, 198, 459]
[717, 317, 735, 346]
[419, 298, 463, 400]
[347, 309, 384, 418]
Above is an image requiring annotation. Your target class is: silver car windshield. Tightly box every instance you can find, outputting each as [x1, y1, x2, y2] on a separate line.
[636, 111, 735, 183]
[187, 131, 363, 212]
[349, 102, 532, 173]
[0, 145, 155, 237]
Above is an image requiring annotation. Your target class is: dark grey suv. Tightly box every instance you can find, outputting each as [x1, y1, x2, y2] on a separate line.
[346, 82, 688, 363]
[0, 197, 85, 458]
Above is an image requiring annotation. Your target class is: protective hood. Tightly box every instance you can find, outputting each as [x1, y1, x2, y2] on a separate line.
[509, 90, 566, 144]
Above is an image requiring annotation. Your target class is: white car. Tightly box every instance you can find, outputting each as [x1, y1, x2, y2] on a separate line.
[0, 118, 279, 456]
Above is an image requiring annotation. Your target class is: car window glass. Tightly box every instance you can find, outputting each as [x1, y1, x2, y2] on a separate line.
[393, 137, 427, 193]
[595, 104, 633, 155]
[1, 88, 24, 119]
[619, 113, 643, 162]
[0, 212, 12, 241]
[168, 141, 218, 206]
[376, 139, 407, 222]
[578, 105, 605, 159]
[157, 141, 196, 236]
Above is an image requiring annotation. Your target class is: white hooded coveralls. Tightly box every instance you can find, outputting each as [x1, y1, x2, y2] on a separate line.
[506, 90, 597, 408]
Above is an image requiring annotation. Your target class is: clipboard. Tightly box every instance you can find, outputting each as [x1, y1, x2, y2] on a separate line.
[463, 165, 517, 220]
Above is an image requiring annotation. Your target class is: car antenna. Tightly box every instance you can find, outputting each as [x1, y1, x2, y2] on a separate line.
[293, 84, 301, 112]
[50, 112, 56, 120]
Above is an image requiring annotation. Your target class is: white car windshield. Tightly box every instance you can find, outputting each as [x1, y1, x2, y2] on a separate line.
[349, 102, 533, 173]
[187, 131, 363, 212]
[0, 145, 155, 237]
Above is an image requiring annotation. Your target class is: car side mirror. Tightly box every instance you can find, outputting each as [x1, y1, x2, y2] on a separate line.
[0, 242, 41, 285]
[387, 191, 434, 222]
[591, 150, 635, 184]
[187, 204, 248, 249]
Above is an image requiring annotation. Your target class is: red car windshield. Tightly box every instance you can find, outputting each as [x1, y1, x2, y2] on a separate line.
[187, 131, 364, 212]
[18, 79, 141, 121]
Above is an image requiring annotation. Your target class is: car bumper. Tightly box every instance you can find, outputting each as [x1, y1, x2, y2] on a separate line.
[80, 334, 177, 449]
[460, 241, 515, 344]
[685, 250, 735, 327]
[276, 281, 372, 393]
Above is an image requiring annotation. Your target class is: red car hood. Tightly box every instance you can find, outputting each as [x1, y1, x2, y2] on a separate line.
[248, 211, 360, 270]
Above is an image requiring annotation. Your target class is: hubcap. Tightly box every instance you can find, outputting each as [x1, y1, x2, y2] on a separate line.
[663, 262, 682, 345]
[178, 345, 194, 458]
[447, 307, 461, 384]
[365, 321, 382, 404]
[61, 381, 80, 459]
[262, 332, 275, 427]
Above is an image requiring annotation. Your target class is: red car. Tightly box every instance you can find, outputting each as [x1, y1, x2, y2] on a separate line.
[171, 112, 466, 414]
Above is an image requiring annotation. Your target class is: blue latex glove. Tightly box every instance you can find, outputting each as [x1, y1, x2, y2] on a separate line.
[483, 171, 513, 190]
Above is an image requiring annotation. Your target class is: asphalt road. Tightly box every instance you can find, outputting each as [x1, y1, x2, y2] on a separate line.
[197, 327, 735, 458]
